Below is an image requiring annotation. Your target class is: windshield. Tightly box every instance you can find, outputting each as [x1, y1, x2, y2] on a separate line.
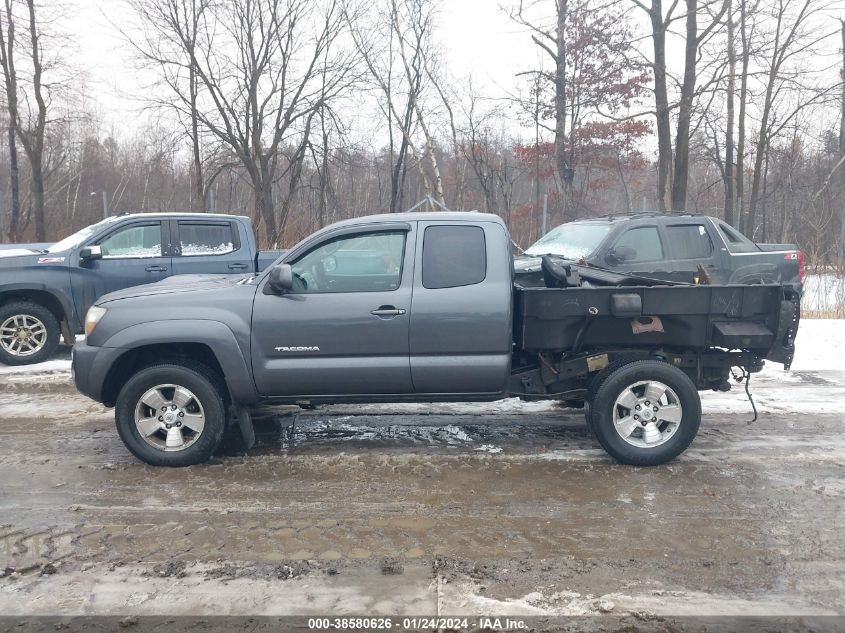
[47, 217, 122, 253]
[524, 222, 612, 259]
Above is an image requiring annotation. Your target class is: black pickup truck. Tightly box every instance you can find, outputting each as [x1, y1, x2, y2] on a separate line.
[0, 213, 281, 365]
[72, 212, 800, 468]
[516, 213, 805, 289]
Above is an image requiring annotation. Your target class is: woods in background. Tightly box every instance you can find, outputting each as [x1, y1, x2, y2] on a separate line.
[0, 0, 844, 263]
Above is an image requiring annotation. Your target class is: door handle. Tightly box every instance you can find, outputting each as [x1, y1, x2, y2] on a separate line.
[228, 263, 249, 270]
[145, 265, 167, 272]
[370, 306, 406, 318]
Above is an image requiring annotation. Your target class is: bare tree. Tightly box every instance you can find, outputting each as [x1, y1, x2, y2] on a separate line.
[348, 0, 446, 210]
[127, 0, 211, 211]
[0, 0, 21, 240]
[131, 0, 354, 244]
[744, 0, 837, 237]
[0, 0, 52, 241]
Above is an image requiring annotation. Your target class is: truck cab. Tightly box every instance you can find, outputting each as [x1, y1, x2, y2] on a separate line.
[250, 214, 513, 398]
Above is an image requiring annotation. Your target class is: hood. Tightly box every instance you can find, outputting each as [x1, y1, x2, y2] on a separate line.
[0, 250, 69, 267]
[0, 249, 40, 259]
[0, 242, 51, 256]
[97, 273, 254, 304]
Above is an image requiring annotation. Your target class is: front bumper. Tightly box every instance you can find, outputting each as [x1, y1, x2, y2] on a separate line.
[72, 342, 123, 405]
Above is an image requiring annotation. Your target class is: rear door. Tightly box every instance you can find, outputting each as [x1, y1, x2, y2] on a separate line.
[663, 222, 723, 283]
[71, 220, 172, 319]
[170, 219, 253, 275]
[251, 223, 415, 397]
[409, 221, 512, 395]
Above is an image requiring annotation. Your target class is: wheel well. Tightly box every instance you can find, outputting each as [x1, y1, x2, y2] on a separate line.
[101, 343, 229, 407]
[0, 290, 67, 325]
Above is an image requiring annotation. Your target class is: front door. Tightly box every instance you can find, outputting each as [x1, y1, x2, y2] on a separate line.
[251, 225, 415, 397]
[71, 220, 172, 321]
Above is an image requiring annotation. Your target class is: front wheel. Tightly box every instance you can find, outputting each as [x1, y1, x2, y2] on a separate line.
[115, 363, 226, 466]
[590, 360, 701, 466]
[0, 301, 60, 365]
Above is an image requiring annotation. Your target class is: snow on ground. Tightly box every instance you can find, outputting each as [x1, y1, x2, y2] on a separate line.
[0, 320, 841, 418]
[783, 318, 844, 371]
[802, 273, 845, 316]
[0, 358, 71, 376]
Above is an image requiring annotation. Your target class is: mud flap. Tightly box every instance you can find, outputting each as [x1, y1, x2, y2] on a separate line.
[60, 320, 74, 346]
[766, 298, 800, 369]
[232, 406, 255, 450]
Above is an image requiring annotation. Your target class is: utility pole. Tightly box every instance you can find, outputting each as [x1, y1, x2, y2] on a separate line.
[92, 191, 109, 218]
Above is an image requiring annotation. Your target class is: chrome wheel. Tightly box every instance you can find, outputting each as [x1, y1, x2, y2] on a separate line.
[612, 380, 682, 448]
[0, 314, 47, 357]
[134, 384, 206, 452]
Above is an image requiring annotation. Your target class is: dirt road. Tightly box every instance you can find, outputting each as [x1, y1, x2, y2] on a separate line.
[1, 338, 844, 623]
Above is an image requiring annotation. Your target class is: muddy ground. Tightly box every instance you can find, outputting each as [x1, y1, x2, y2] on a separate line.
[0, 346, 844, 628]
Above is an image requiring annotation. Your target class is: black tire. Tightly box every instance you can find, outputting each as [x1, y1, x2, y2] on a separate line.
[115, 363, 227, 467]
[0, 301, 60, 366]
[590, 360, 701, 466]
[584, 357, 637, 450]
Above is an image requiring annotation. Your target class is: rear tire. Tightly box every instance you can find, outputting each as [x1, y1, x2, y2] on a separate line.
[590, 360, 700, 466]
[115, 363, 226, 467]
[0, 301, 60, 366]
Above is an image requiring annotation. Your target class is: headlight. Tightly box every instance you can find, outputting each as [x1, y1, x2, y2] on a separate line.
[85, 306, 107, 336]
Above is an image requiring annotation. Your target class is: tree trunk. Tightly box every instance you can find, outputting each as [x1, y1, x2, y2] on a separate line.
[554, 0, 569, 216]
[30, 155, 45, 241]
[189, 62, 204, 211]
[255, 160, 276, 247]
[724, 0, 736, 225]
[670, 0, 698, 211]
[649, 0, 673, 211]
[736, 0, 749, 229]
[840, 20, 845, 259]
[6, 124, 20, 241]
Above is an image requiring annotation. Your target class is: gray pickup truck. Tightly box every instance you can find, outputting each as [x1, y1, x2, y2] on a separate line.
[72, 212, 800, 468]
[0, 213, 281, 365]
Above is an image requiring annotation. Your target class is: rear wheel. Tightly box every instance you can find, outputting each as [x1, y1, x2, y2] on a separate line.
[0, 301, 60, 366]
[590, 360, 700, 466]
[115, 363, 226, 467]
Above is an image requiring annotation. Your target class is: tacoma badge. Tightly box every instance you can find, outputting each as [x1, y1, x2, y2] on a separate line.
[275, 346, 320, 352]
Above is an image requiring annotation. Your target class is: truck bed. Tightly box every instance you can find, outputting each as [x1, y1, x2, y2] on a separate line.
[514, 283, 799, 367]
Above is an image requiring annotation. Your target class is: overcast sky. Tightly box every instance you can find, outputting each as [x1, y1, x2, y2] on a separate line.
[68, 0, 545, 139]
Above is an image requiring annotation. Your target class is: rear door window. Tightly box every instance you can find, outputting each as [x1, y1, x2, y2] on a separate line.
[666, 224, 714, 259]
[422, 225, 487, 289]
[178, 222, 236, 256]
[612, 226, 664, 263]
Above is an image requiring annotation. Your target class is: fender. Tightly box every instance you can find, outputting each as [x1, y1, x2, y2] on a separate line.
[0, 283, 77, 330]
[102, 319, 259, 404]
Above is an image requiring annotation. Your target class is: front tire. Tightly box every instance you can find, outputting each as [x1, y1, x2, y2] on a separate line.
[590, 360, 701, 466]
[115, 363, 226, 467]
[0, 301, 60, 366]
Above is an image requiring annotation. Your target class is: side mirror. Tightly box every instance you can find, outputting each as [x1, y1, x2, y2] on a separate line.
[267, 264, 293, 294]
[80, 245, 103, 262]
